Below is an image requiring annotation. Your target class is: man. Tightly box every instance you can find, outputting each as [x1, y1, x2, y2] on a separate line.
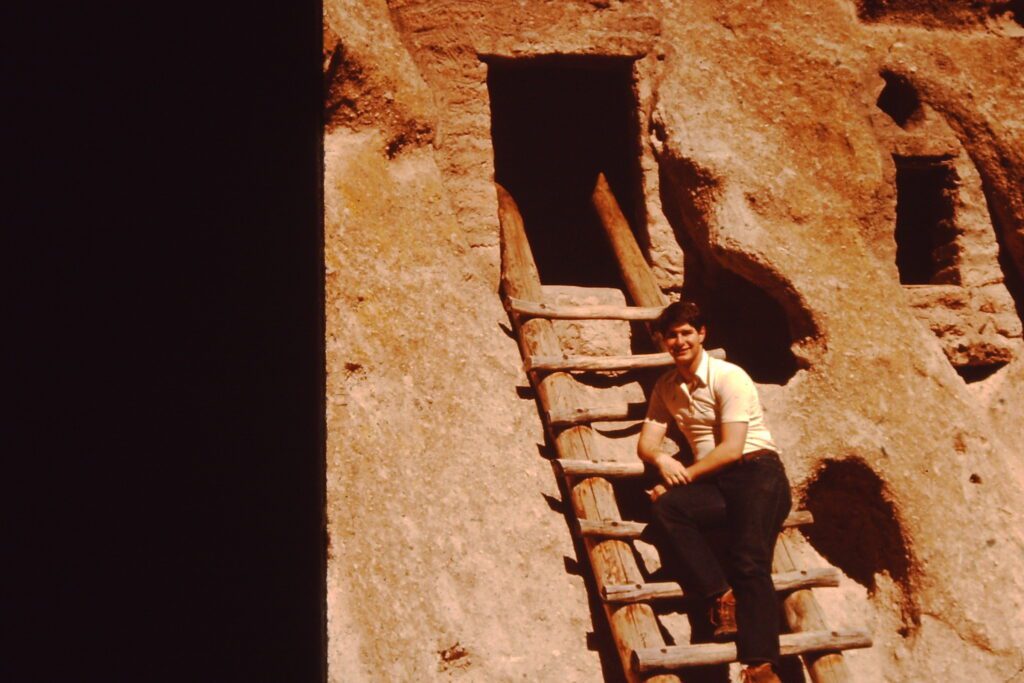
[638, 301, 792, 683]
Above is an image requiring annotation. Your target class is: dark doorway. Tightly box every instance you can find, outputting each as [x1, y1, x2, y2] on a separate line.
[893, 157, 959, 285]
[486, 56, 643, 287]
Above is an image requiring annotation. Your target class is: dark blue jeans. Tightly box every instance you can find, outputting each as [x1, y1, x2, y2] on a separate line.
[652, 451, 792, 665]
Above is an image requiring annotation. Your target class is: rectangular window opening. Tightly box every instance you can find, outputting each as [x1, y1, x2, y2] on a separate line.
[893, 156, 960, 285]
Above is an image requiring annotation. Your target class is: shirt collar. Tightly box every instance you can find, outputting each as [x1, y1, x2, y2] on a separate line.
[677, 348, 710, 389]
[693, 348, 710, 388]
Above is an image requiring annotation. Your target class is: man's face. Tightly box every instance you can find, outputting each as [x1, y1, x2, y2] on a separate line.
[660, 322, 706, 368]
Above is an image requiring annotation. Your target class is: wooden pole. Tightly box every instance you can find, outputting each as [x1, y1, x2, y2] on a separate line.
[602, 567, 840, 604]
[632, 630, 872, 672]
[508, 297, 665, 321]
[577, 511, 814, 539]
[497, 184, 679, 683]
[527, 352, 673, 373]
[547, 403, 648, 428]
[773, 530, 858, 682]
[591, 173, 668, 308]
[556, 460, 647, 478]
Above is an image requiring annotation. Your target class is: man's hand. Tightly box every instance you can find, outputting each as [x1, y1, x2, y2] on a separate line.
[655, 454, 691, 487]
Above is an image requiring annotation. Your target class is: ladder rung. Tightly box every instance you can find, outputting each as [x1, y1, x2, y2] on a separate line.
[526, 352, 673, 373]
[576, 518, 648, 538]
[603, 567, 840, 604]
[632, 629, 872, 672]
[556, 459, 646, 478]
[577, 510, 814, 539]
[507, 296, 665, 321]
[547, 403, 646, 427]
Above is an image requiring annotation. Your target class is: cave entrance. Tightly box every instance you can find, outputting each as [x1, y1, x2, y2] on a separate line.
[802, 457, 919, 631]
[486, 56, 643, 288]
[893, 156, 959, 285]
[691, 270, 801, 384]
[657, 159, 810, 385]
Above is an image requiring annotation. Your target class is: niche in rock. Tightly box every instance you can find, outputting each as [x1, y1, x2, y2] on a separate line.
[893, 157, 959, 285]
[486, 56, 643, 287]
[686, 269, 801, 385]
[658, 159, 812, 386]
[802, 458, 915, 594]
[802, 457, 920, 631]
[877, 72, 924, 129]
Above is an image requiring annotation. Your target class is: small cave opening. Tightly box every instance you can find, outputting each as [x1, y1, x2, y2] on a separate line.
[486, 56, 644, 288]
[802, 458, 915, 596]
[955, 361, 1008, 384]
[657, 159, 812, 386]
[877, 72, 924, 129]
[686, 270, 801, 385]
[893, 156, 959, 285]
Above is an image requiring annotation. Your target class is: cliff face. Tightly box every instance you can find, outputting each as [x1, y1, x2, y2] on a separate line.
[324, 1, 1024, 680]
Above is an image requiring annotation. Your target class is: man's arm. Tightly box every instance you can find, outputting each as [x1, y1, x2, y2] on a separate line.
[682, 421, 748, 482]
[684, 364, 758, 481]
[638, 418, 691, 487]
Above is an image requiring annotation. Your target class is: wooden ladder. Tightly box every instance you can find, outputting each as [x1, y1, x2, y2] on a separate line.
[497, 175, 871, 682]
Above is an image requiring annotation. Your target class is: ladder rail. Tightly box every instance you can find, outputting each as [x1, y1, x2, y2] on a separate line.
[498, 183, 679, 683]
[576, 510, 815, 539]
[507, 296, 665, 321]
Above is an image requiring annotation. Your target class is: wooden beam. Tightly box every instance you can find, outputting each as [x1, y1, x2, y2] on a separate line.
[547, 403, 647, 428]
[603, 567, 840, 604]
[508, 297, 665, 321]
[498, 183, 680, 683]
[545, 349, 724, 428]
[592, 173, 668, 308]
[577, 510, 814, 539]
[773, 529, 855, 682]
[632, 630, 873, 672]
[527, 352, 673, 373]
[577, 518, 648, 538]
[556, 459, 646, 478]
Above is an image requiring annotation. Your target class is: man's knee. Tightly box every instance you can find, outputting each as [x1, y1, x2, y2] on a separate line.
[651, 488, 683, 524]
[653, 485, 725, 527]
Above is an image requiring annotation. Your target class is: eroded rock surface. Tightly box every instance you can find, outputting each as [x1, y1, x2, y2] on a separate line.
[325, 2, 1024, 680]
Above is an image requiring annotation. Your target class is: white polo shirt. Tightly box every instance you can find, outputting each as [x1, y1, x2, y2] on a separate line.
[645, 350, 778, 460]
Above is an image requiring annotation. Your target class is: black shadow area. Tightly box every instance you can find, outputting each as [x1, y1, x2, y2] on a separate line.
[487, 56, 642, 288]
[7, 2, 325, 681]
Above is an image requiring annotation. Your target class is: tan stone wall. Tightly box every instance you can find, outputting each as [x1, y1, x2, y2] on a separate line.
[325, 1, 1024, 680]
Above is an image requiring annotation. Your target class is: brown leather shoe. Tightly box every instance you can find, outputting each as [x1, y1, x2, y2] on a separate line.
[741, 662, 781, 683]
[709, 588, 737, 640]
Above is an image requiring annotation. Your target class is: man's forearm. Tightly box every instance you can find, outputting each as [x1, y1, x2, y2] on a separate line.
[638, 445, 671, 467]
[685, 444, 743, 482]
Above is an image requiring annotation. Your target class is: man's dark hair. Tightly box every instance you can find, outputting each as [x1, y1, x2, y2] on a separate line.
[654, 300, 706, 336]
